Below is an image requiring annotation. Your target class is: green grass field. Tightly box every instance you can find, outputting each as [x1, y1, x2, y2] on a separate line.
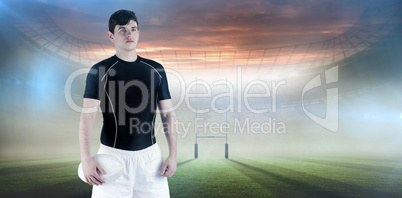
[1, 156, 401, 197]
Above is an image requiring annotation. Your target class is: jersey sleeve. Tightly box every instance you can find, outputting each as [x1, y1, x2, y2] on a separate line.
[83, 66, 100, 100]
[157, 67, 171, 101]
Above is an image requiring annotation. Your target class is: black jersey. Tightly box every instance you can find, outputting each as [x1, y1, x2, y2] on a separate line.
[83, 55, 171, 151]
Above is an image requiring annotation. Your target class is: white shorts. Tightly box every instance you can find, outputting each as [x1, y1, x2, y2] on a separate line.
[91, 143, 170, 198]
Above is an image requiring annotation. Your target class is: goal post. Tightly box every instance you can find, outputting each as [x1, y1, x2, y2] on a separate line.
[194, 122, 229, 159]
[193, 78, 229, 159]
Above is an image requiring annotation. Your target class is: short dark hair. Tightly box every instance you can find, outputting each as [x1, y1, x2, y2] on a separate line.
[108, 9, 138, 34]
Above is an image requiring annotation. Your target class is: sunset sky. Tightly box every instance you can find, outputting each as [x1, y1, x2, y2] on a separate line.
[1, 0, 398, 78]
[6, 0, 368, 51]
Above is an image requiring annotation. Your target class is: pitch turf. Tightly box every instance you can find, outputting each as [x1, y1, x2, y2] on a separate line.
[0, 156, 401, 197]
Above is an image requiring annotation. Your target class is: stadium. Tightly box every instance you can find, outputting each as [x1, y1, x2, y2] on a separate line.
[0, 0, 401, 197]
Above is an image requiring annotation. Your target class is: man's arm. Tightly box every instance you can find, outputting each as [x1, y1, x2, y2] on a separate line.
[79, 98, 106, 185]
[158, 99, 177, 177]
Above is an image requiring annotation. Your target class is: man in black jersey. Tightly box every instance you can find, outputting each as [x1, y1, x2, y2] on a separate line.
[79, 10, 177, 197]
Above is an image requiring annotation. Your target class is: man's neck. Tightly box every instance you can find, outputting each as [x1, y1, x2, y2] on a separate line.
[116, 50, 138, 62]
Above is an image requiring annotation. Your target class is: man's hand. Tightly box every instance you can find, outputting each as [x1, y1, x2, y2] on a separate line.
[160, 155, 177, 177]
[82, 158, 107, 186]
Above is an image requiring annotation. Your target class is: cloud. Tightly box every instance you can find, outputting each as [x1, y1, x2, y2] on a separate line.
[134, 0, 368, 50]
[5, 0, 369, 52]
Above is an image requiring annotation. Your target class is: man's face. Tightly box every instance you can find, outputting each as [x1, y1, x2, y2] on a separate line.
[108, 20, 140, 52]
